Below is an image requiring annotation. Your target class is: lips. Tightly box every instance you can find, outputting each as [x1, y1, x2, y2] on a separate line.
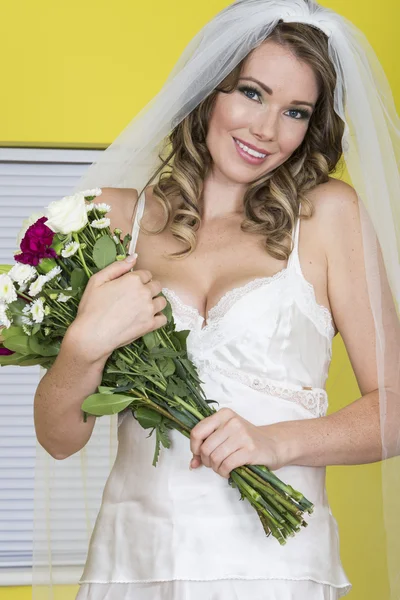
[233, 137, 270, 165]
[233, 137, 270, 155]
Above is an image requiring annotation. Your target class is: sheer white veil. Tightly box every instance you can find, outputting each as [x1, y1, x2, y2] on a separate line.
[32, 1, 400, 597]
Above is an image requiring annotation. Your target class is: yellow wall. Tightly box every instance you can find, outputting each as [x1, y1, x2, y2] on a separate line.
[0, 1, 398, 599]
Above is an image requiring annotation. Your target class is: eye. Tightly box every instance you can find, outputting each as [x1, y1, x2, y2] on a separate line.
[285, 109, 311, 120]
[238, 84, 262, 102]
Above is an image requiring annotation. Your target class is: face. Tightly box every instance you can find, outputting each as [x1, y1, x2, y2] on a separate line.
[206, 40, 320, 184]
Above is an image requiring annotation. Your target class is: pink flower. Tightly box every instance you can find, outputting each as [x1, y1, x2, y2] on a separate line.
[15, 217, 58, 267]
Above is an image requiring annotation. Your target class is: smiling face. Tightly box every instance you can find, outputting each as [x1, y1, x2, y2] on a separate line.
[206, 39, 320, 183]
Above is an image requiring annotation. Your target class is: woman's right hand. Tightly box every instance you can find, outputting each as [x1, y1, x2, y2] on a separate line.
[67, 254, 168, 363]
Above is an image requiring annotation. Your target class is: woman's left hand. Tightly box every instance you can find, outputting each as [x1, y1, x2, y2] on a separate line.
[189, 407, 287, 478]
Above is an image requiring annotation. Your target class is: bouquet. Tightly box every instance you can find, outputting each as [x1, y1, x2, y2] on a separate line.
[0, 188, 314, 545]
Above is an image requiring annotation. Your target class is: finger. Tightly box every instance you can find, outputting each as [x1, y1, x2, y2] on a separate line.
[147, 312, 168, 332]
[208, 438, 241, 473]
[92, 253, 138, 284]
[197, 427, 230, 468]
[190, 408, 234, 456]
[218, 448, 249, 479]
[190, 455, 202, 469]
[190, 415, 220, 457]
[152, 296, 168, 316]
[147, 280, 163, 298]
[128, 268, 154, 285]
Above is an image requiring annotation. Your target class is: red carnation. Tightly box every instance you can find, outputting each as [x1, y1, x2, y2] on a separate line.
[15, 217, 58, 267]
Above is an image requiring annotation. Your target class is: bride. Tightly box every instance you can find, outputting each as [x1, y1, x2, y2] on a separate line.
[33, 2, 399, 600]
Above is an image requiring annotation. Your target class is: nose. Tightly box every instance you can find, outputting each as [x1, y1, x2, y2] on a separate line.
[249, 108, 279, 143]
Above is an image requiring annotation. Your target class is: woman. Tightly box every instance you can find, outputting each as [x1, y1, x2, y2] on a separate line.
[33, 1, 399, 599]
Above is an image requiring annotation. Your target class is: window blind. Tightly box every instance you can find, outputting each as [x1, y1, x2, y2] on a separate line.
[0, 147, 114, 585]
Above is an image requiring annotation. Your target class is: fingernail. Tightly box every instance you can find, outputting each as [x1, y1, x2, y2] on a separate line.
[126, 253, 138, 262]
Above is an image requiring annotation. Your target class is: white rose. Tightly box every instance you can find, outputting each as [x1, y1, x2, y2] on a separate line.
[45, 192, 88, 234]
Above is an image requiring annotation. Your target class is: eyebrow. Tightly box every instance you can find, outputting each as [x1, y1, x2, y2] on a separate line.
[238, 76, 316, 109]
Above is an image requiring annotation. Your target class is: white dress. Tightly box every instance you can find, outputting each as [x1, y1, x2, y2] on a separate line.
[75, 193, 352, 599]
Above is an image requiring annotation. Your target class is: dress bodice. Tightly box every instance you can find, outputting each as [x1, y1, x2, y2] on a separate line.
[126, 189, 335, 422]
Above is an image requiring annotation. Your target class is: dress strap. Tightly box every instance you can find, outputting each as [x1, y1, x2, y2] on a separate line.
[287, 202, 302, 271]
[128, 188, 147, 255]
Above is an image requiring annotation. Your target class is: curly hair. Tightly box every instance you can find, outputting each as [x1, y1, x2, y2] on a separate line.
[135, 21, 346, 261]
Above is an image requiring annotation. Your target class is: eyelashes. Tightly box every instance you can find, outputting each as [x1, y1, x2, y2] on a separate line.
[237, 85, 311, 120]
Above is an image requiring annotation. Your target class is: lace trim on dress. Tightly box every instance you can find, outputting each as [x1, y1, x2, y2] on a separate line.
[205, 268, 290, 324]
[196, 358, 329, 418]
[162, 268, 290, 335]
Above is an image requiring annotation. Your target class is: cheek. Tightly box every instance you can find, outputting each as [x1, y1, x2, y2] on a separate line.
[210, 94, 249, 134]
[279, 123, 309, 154]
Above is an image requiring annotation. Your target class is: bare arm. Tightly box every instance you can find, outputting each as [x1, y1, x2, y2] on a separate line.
[270, 179, 399, 467]
[33, 324, 107, 460]
[33, 187, 167, 460]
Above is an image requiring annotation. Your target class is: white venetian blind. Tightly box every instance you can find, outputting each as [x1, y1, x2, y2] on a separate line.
[0, 147, 116, 585]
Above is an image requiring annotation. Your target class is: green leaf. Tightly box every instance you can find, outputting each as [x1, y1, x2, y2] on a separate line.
[173, 329, 190, 351]
[1, 326, 24, 340]
[97, 385, 116, 394]
[142, 331, 159, 352]
[92, 235, 117, 269]
[18, 355, 48, 366]
[31, 324, 41, 336]
[167, 406, 198, 429]
[157, 357, 176, 377]
[160, 294, 173, 322]
[134, 407, 163, 429]
[7, 298, 28, 315]
[81, 392, 133, 416]
[166, 377, 189, 398]
[51, 233, 65, 254]
[149, 347, 181, 358]
[158, 423, 172, 449]
[180, 357, 200, 380]
[3, 335, 31, 354]
[152, 430, 161, 467]
[71, 268, 88, 290]
[28, 335, 60, 357]
[0, 352, 21, 366]
[152, 422, 172, 467]
[0, 351, 47, 367]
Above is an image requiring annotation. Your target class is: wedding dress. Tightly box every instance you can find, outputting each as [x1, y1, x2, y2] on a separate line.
[75, 189, 352, 599]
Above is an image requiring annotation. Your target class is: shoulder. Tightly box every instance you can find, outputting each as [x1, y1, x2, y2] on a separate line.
[305, 177, 361, 249]
[98, 187, 139, 223]
[307, 176, 358, 219]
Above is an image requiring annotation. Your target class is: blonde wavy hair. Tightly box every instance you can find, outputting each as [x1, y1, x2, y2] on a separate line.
[135, 21, 346, 261]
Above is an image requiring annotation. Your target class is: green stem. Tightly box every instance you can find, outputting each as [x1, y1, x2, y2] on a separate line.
[128, 390, 192, 433]
[230, 471, 287, 546]
[55, 258, 72, 277]
[17, 291, 33, 302]
[239, 467, 302, 516]
[172, 394, 204, 421]
[72, 233, 93, 278]
[237, 468, 302, 530]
